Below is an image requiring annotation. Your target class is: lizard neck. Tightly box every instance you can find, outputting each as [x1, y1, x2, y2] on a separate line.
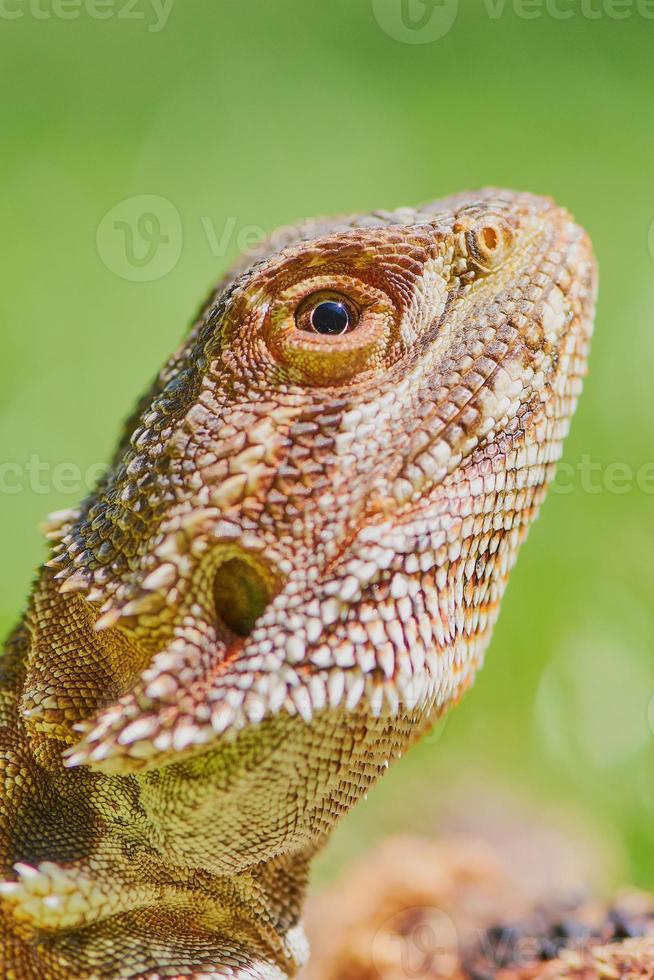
[3, 734, 313, 977]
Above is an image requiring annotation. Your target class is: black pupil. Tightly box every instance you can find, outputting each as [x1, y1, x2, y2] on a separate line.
[310, 300, 351, 336]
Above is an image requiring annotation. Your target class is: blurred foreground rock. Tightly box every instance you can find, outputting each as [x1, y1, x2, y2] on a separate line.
[299, 836, 654, 979]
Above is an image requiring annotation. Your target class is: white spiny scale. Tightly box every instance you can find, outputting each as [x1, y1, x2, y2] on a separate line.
[225, 709, 245, 734]
[377, 643, 395, 680]
[345, 672, 365, 711]
[327, 669, 345, 708]
[147, 651, 184, 677]
[210, 703, 234, 734]
[308, 675, 327, 712]
[333, 641, 356, 668]
[285, 636, 306, 663]
[261, 652, 283, 672]
[320, 598, 342, 627]
[282, 695, 297, 718]
[418, 612, 434, 648]
[390, 574, 409, 599]
[419, 549, 435, 573]
[357, 559, 381, 583]
[348, 622, 368, 648]
[145, 674, 178, 701]
[93, 608, 122, 632]
[383, 682, 400, 716]
[386, 618, 406, 652]
[394, 648, 414, 681]
[290, 686, 313, 724]
[356, 643, 376, 674]
[409, 639, 426, 674]
[305, 618, 323, 644]
[366, 618, 385, 646]
[397, 674, 422, 711]
[147, 729, 173, 752]
[141, 564, 177, 591]
[117, 716, 159, 746]
[367, 682, 385, 717]
[210, 473, 248, 509]
[280, 666, 301, 688]
[244, 692, 267, 724]
[267, 678, 288, 714]
[379, 600, 395, 625]
[172, 720, 201, 752]
[414, 673, 430, 707]
[224, 688, 245, 709]
[14, 863, 48, 890]
[309, 645, 334, 669]
[378, 547, 395, 570]
[404, 554, 419, 574]
[338, 575, 361, 602]
[58, 570, 90, 595]
[403, 614, 419, 648]
[341, 408, 362, 431]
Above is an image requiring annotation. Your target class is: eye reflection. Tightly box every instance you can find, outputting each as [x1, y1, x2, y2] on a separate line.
[310, 300, 352, 335]
[296, 292, 360, 336]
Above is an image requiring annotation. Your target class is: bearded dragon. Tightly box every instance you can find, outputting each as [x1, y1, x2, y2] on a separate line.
[0, 189, 596, 979]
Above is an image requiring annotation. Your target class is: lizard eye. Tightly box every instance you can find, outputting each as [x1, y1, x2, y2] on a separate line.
[264, 274, 395, 386]
[296, 292, 360, 336]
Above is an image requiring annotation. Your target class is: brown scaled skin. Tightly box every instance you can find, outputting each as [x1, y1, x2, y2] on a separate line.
[0, 189, 596, 978]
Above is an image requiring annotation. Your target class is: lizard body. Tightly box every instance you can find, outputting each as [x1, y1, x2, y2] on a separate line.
[0, 189, 596, 979]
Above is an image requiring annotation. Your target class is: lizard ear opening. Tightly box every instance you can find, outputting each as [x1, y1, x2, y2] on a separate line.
[213, 558, 270, 638]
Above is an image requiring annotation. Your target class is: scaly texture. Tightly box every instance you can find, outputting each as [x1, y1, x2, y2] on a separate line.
[0, 189, 596, 979]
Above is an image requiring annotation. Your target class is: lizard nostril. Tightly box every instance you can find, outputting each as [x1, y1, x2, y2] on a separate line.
[479, 225, 499, 250]
[212, 558, 271, 638]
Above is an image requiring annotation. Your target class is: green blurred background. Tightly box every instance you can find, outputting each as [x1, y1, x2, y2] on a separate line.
[1, 0, 653, 889]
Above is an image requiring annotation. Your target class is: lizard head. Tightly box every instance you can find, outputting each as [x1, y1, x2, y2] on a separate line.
[24, 189, 596, 872]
